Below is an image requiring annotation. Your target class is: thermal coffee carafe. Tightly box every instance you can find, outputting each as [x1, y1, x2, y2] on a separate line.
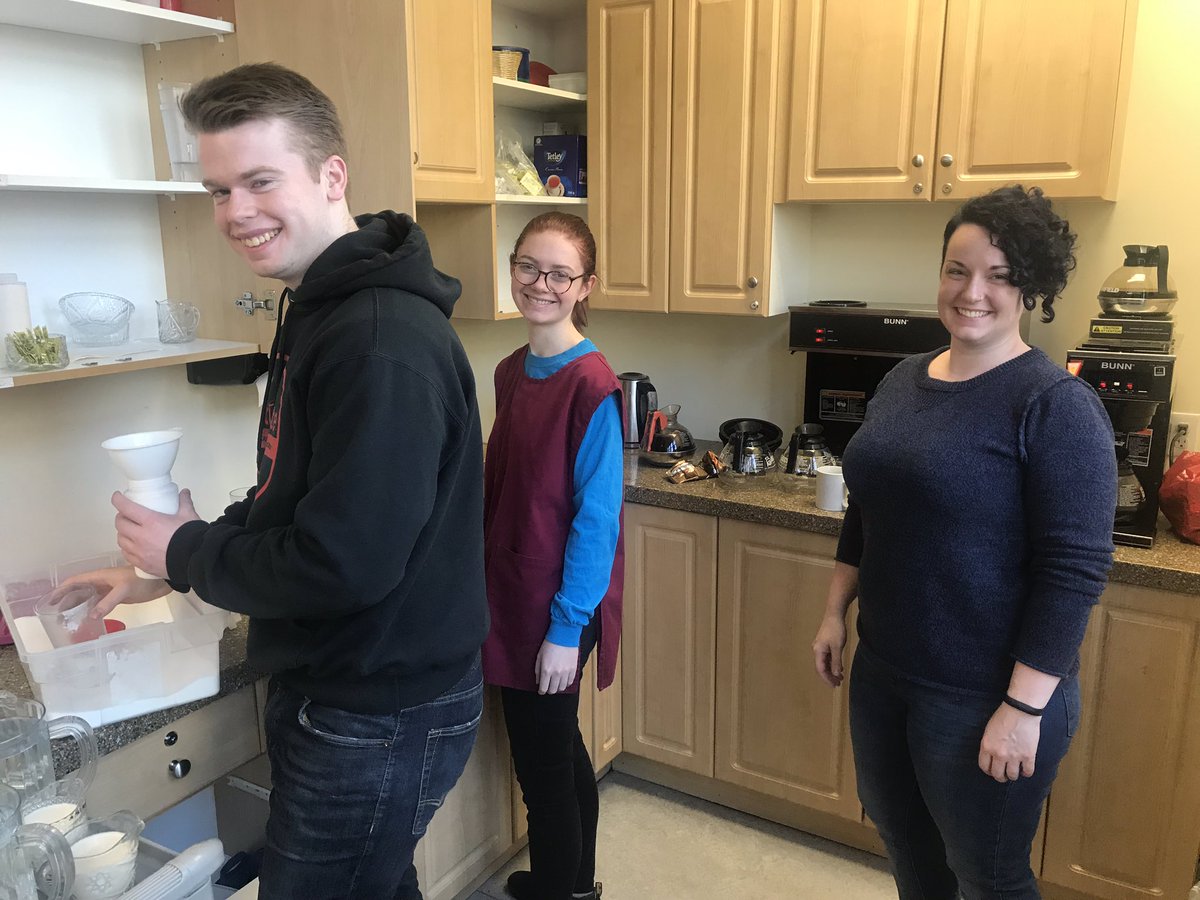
[618, 372, 657, 448]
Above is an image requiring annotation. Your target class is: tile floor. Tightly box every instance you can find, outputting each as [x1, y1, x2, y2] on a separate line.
[466, 772, 896, 900]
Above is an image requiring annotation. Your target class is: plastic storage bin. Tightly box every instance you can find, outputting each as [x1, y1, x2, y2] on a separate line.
[0, 553, 232, 727]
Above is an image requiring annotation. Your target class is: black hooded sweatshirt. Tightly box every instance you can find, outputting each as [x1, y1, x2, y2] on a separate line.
[166, 211, 488, 713]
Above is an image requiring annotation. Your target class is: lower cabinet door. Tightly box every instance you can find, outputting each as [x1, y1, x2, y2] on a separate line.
[713, 520, 861, 820]
[622, 505, 718, 776]
[1041, 582, 1200, 899]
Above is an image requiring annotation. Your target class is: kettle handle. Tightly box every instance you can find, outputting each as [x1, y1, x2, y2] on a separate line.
[1157, 245, 1169, 290]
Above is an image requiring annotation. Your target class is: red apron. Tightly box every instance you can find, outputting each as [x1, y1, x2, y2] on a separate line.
[482, 345, 624, 692]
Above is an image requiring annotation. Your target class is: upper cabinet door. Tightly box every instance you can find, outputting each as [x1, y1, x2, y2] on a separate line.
[669, 0, 779, 315]
[406, 0, 494, 203]
[588, 0, 672, 313]
[781, 0, 945, 201]
[235, 0, 415, 217]
[937, 0, 1135, 201]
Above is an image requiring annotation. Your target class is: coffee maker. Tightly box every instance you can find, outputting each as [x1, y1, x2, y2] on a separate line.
[1066, 244, 1179, 549]
[789, 302, 952, 456]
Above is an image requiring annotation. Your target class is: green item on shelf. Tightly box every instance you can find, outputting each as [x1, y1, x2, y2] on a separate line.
[7, 326, 65, 366]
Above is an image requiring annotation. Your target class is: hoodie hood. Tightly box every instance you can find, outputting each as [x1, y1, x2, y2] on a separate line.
[291, 210, 461, 318]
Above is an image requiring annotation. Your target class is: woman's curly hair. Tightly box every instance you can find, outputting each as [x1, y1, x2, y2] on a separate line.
[941, 185, 1077, 323]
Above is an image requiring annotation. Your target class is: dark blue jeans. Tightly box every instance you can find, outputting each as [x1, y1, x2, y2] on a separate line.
[849, 645, 1080, 900]
[259, 656, 484, 900]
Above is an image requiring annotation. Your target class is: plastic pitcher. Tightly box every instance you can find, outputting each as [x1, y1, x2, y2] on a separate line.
[0, 783, 74, 900]
[64, 810, 144, 900]
[0, 693, 97, 803]
[19, 777, 87, 836]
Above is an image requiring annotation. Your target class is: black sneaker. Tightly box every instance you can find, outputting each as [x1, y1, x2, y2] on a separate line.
[505, 870, 603, 899]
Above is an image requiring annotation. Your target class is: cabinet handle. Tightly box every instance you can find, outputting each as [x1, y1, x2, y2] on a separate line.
[168, 759, 192, 779]
[749, 300, 760, 311]
[413, 151, 419, 166]
[913, 182, 924, 195]
[941, 182, 953, 195]
[939, 154, 954, 167]
[163, 731, 178, 747]
[746, 276, 759, 289]
[911, 154, 924, 168]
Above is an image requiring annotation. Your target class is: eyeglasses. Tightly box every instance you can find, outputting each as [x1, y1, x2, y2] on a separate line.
[511, 261, 586, 295]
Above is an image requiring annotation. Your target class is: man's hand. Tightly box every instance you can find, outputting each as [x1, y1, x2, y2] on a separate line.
[535, 639, 580, 695]
[62, 566, 172, 619]
[113, 489, 202, 579]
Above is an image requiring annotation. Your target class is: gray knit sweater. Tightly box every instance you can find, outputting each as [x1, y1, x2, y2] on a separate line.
[836, 347, 1116, 695]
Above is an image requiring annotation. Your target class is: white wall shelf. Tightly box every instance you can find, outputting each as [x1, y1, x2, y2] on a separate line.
[0, 174, 207, 196]
[492, 77, 585, 112]
[495, 194, 586, 205]
[0, 0, 233, 44]
[0, 338, 259, 389]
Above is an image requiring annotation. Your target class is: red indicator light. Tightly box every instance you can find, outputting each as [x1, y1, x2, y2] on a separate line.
[1126, 383, 1133, 390]
[815, 337, 825, 343]
[816, 328, 825, 334]
[1099, 382, 1107, 389]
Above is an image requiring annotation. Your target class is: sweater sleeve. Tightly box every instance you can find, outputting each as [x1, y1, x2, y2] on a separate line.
[1012, 378, 1116, 675]
[546, 392, 623, 647]
[835, 497, 864, 567]
[166, 354, 461, 619]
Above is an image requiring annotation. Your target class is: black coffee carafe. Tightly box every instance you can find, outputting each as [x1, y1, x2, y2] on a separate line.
[785, 423, 833, 477]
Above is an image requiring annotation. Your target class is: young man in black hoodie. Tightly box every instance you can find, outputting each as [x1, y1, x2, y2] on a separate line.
[78, 63, 489, 899]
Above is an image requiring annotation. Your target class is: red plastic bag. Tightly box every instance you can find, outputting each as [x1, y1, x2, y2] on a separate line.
[1160, 450, 1200, 545]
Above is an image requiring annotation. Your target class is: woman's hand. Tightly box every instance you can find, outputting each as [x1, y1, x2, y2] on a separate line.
[812, 613, 848, 687]
[979, 703, 1042, 782]
[535, 639, 580, 695]
[62, 566, 172, 619]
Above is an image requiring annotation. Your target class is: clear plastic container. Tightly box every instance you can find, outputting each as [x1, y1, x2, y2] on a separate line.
[0, 554, 231, 728]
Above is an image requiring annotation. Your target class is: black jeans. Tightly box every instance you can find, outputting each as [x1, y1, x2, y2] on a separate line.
[849, 645, 1080, 900]
[501, 622, 599, 900]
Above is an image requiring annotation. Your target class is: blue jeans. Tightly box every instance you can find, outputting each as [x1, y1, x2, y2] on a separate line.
[849, 645, 1079, 900]
[259, 656, 484, 900]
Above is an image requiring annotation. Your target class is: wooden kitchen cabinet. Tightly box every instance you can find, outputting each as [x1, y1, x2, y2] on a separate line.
[621, 504, 718, 775]
[714, 520, 861, 821]
[588, 0, 784, 316]
[781, 0, 1137, 202]
[586, 0, 672, 313]
[1041, 582, 1200, 900]
[406, 0, 495, 203]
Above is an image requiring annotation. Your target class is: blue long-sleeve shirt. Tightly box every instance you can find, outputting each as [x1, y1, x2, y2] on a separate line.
[836, 347, 1116, 694]
[524, 339, 623, 647]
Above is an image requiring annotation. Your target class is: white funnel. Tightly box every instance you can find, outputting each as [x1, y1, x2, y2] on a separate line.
[102, 428, 183, 579]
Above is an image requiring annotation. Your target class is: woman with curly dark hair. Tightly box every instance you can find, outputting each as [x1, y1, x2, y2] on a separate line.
[811, 185, 1116, 899]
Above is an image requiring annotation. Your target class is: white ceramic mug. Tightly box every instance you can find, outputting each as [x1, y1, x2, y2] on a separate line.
[815, 465, 849, 512]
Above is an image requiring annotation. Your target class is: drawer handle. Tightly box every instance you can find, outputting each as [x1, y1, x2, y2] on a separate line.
[163, 731, 178, 747]
[168, 759, 192, 779]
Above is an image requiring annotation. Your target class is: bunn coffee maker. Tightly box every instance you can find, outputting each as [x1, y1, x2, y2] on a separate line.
[1065, 350, 1175, 549]
[788, 302, 952, 456]
[1066, 243, 1179, 549]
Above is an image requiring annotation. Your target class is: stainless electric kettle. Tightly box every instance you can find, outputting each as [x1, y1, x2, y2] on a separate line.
[618, 372, 657, 448]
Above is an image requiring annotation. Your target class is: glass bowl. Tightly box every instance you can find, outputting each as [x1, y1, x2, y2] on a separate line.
[59, 292, 135, 346]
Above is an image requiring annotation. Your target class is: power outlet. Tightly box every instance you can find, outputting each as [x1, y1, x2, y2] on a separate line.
[1169, 411, 1200, 453]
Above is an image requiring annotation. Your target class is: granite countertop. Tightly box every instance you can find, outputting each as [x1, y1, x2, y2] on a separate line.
[624, 444, 1200, 596]
[0, 615, 259, 772]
